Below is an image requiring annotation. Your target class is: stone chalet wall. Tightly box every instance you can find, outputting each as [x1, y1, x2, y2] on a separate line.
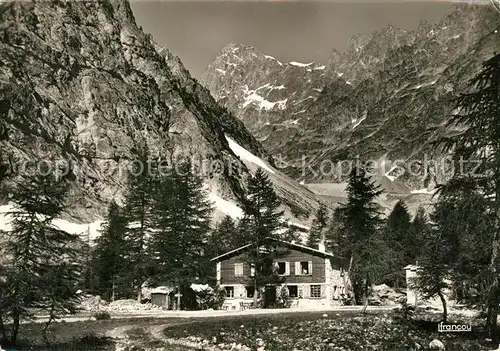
[325, 258, 347, 305]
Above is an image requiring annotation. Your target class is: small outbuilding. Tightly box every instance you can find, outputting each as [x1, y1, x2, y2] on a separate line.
[150, 286, 173, 308]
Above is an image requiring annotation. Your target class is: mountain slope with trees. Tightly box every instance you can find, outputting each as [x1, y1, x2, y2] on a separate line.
[0, 0, 320, 226]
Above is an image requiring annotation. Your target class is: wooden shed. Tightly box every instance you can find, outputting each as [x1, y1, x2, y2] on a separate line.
[150, 286, 173, 308]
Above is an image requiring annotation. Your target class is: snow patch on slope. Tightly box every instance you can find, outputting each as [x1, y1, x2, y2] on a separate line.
[411, 188, 437, 195]
[207, 193, 244, 219]
[289, 61, 314, 67]
[0, 205, 103, 241]
[288, 221, 310, 230]
[265, 55, 283, 66]
[242, 85, 287, 111]
[352, 110, 367, 129]
[225, 135, 276, 174]
[384, 166, 399, 182]
[413, 79, 438, 89]
[291, 109, 306, 115]
[270, 85, 286, 90]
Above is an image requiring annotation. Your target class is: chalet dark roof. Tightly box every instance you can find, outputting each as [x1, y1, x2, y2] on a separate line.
[210, 237, 345, 263]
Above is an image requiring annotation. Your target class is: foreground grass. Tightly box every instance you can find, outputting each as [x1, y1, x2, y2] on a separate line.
[6, 310, 496, 350]
[9, 317, 188, 350]
[162, 311, 492, 351]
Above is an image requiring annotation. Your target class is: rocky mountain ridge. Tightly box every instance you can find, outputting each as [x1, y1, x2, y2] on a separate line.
[201, 4, 500, 193]
[0, 0, 320, 225]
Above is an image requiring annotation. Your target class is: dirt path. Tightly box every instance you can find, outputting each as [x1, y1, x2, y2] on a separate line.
[106, 320, 200, 350]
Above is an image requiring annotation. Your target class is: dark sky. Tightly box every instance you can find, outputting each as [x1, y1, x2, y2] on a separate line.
[130, 1, 454, 78]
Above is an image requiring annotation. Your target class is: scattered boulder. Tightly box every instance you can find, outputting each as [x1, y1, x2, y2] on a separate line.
[368, 294, 382, 306]
[77, 294, 108, 312]
[107, 299, 163, 313]
[429, 339, 445, 350]
[372, 284, 406, 306]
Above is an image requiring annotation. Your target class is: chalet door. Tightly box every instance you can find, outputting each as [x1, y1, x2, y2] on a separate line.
[264, 286, 276, 308]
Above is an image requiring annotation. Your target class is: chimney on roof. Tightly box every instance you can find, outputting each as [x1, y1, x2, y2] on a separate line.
[318, 242, 325, 252]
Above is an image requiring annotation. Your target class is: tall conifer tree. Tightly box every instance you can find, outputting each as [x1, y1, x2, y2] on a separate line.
[0, 170, 80, 346]
[149, 161, 213, 309]
[442, 53, 500, 344]
[93, 201, 128, 301]
[410, 205, 430, 263]
[307, 204, 328, 248]
[383, 200, 411, 288]
[335, 164, 384, 310]
[241, 168, 287, 307]
[210, 216, 237, 257]
[414, 179, 493, 323]
[122, 144, 156, 301]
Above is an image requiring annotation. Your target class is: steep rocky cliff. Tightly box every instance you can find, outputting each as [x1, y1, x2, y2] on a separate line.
[0, 0, 320, 225]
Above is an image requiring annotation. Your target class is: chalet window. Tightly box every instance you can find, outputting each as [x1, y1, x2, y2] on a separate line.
[287, 285, 298, 298]
[276, 262, 290, 275]
[246, 286, 255, 298]
[296, 261, 313, 275]
[250, 265, 255, 277]
[277, 262, 286, 275]
[234, 263, 244, 277]
[310, 285, 321, 298]
[225, 286, 234, 298]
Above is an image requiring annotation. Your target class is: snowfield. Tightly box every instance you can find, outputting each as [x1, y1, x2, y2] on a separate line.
[289, 61, 314, 67]
[0, 205, 103, 241]
[264, 55, 283, 65]
[384, 166, 399, 182]
[410, 188, 437, 195]
[225, 135, 276, 174]
[207, 192, 244, 220]
[242, 85, 288, 111]
[352, 115, 366, 129]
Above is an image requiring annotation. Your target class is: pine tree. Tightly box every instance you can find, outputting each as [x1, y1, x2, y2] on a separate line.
[307, 204, 328, 248]
[0, 171, 80, 346]
[442, 53, 500, 344]
[81, 226, 94, 295]
[210, 216, 237, 257]
[245, 168, 286, 241]
[415, 179, 493, 322]
[93, 201, 128, 301]
[325, 207, 343, 253]
[242, 168, 288, 307]
[205, 216, 238, 285]
[122, 145, 156, 301]
[382, 200, 411, 288]
[335, 164, 384, 311]
[149, 161, 213, 309]
[282, 223, 302, 244]
[412, 226, 452, 323]
[410, 205, 430, 263]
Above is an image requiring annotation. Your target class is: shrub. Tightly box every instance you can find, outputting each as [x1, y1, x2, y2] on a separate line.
[193, 285, 226, 310]
[92, 311, 111, 320]
[274, 286, 292, 308]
